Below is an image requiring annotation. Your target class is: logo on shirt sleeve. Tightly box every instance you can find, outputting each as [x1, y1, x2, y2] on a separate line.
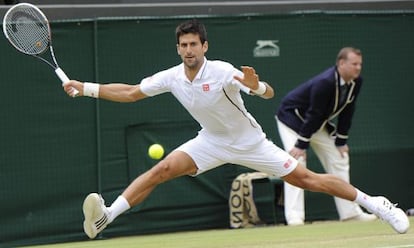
[283, 158, 293, 169]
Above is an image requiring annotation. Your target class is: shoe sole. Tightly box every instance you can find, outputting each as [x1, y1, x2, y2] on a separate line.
[83, 193, 100, 239]
[343, 213, 377, 222]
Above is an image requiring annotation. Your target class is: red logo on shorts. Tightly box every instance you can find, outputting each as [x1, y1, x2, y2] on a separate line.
[283, 159, 293, 169]
[202, 84, 210, 91]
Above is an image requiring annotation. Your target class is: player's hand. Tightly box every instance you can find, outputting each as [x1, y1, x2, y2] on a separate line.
[63, 80, 83, 97]
[337, 145, 349, 158]
[289, 147, 307, 161]
[233, 66, 259, 90]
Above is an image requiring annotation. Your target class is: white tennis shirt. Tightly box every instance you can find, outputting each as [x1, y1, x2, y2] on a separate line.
[140, 57, 266, 150]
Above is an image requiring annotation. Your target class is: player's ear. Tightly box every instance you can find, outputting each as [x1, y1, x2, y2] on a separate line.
[203, 41, 208, 53]
[176, 44, 181, 55]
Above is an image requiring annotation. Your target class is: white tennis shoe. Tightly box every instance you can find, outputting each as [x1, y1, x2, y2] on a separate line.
[373, 196, 409, 234]
[83, 193, 110, 239]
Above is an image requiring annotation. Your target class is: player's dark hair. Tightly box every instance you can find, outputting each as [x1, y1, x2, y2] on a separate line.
[175, 19, 207, 45]
[336, 47, 362, 65]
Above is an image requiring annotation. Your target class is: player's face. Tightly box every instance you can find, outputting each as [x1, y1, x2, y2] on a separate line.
[339, 52, 362, 82]
[177, 33, 208, 70]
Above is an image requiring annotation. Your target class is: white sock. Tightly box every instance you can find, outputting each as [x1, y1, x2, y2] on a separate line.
[107, 195, 131, 223]
[354, 189, 376, 214]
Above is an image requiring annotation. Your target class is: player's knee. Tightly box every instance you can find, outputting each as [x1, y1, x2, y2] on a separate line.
[284, 166, 319, 191]
[292, 173, 325, 192]
[296, 177, 316, 191]
[150, 161, 173, 183]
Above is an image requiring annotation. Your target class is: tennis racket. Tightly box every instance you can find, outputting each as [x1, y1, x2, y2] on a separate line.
[2, 3, 79, 96]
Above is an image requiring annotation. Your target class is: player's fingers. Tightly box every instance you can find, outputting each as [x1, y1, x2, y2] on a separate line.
[289, 148, 306, 160]
[241, 66, 255, 74]
[289, 150, 298, 158]
[62, 81, 79, 96]
[233, 75, 242, 81]
[297, 156, 306, 164]
[62, 81, 74, 88]
[68, 88, 75, 97]
[337, 145, 349, 158]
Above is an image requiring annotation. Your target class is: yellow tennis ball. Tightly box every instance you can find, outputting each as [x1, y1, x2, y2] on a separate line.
[148, 144, 164, 160]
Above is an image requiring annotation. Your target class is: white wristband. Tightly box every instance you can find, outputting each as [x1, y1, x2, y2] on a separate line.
[251, 81, 266, 95]
[83, 82, 100, 98]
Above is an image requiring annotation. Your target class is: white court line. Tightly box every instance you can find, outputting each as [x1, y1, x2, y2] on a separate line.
[376, 245, 414, 248]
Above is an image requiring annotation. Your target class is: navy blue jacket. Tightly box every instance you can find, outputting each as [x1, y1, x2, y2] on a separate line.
[276, 66, 362, 149]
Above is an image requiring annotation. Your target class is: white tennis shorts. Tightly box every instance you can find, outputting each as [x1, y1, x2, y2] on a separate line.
[175, 134, 298, 177]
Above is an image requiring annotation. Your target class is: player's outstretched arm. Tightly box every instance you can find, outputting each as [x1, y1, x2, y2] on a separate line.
[63, 80, 148, 102]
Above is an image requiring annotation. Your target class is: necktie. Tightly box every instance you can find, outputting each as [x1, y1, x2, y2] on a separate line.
[339, 84, 350, 105]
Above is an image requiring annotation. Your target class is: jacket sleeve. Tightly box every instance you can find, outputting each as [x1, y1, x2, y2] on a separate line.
[295, 79, 333, 149]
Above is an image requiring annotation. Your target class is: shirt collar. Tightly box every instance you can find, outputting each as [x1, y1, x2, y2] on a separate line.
[194, 57, 208, 80]
[340, 77, 354, 86]
[178, 57, 207, 83]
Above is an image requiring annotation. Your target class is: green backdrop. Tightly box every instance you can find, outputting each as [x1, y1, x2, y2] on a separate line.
[1, 12, 413, 247]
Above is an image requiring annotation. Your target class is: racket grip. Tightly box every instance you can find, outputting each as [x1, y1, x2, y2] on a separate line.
[55, 67, 69, 83]
[55, 67, 79, 97]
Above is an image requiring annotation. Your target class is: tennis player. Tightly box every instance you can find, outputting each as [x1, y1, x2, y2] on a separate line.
[63, 19, 409, 239]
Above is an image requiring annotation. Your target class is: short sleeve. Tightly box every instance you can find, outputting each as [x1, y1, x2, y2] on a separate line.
[140, 70, 172, 97]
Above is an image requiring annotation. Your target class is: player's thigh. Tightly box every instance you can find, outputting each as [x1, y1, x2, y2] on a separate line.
[175, 136, 225, 175]
[160, 150, 199, 177]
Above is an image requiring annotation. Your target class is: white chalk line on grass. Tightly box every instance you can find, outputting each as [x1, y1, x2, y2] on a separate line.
[376, 245, 414, 248]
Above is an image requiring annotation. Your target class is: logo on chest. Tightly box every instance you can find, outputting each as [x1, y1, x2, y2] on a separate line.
[202, 84, 210, 92]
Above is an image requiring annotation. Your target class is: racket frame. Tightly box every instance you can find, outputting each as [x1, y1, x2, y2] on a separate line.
[2, 3, 77, 95]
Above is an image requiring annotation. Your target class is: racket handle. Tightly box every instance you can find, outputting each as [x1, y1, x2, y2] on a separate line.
[55, 67, 79, 97]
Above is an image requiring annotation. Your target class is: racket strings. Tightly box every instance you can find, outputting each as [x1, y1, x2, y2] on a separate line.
[4, 6, 50, 55]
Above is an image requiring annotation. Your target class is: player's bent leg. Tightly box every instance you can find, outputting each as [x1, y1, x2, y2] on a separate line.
[82, 151, 198, 239]
[123, 150, 198, 206]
